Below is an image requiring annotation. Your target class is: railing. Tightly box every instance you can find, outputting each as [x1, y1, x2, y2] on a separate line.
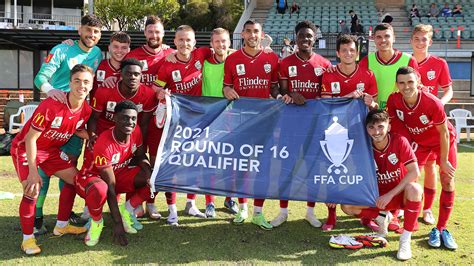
[0, 12, 81, 30]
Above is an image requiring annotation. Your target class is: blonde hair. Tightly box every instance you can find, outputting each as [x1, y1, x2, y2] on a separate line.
[412, 24, 433, 39]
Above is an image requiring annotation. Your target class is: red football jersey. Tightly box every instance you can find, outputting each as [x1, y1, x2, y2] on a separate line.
[89, 126, 142, 176]
[91, 83, 157, 135]
[11, 97, 91, 153]
[359, 49, 419, 70]
[279, 53, 331, 99]
[321, 64, 378, 97]
[125, 45, 175, 86]
[154, 47, 212, 96]
[373, 133, 416, 195]
[92, 59, 121, 99]
[224, 49, 279, 99]
[387, 90, 455, 147]
[417, 55, 452, 96]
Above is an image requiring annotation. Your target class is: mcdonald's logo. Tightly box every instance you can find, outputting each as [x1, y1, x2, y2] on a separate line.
[94, 156, 107, 166]
[33, 113, 45, 127]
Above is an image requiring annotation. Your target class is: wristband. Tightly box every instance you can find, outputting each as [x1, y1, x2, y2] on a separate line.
[276, 94, 283, 100]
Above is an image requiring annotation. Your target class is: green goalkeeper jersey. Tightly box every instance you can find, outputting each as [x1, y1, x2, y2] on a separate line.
[34, 40, 102, 92]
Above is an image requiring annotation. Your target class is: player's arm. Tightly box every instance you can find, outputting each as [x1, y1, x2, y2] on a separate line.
[24, 128, 43, 195]
[138, 112, 152, 142]
[74, 129, 89, 140]
[34, 45, 68, 103]
[87, 110, 101, 148]
[440, 85, 453, 105]
[270, 82, 280, 99]
[376, 162, 419, 209]
[436, 121, 455, 178]
[223, 85, 239, 100]
[132, 145, 152, 182]
[99, 166, 128, 246]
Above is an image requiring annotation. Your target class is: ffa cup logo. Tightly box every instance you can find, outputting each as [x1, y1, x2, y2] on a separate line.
[427, 70, 436, 81]
[288, 66, 297, 77]
[194, 61, 202, 70]
[331, 82, 341, 94]
[396, 110, 404, 121]
[236, 64, 246, 76]
[107, 101, 117, 112]
[419, 115, 429, 125]
[111, 153, 121, 164]
[97, 70, 105, 81]
[314, 67, 323, 76]
[356, 83, 365, 92]
[264, 63, 271, 74]
[51, 116, 63, 129]
[320, 117, 354, 174]
[136, 104, 143, 112]
[76, 119, 84, 129]
[388, 153, 399, 165]
[140, 60, 148, 71]
[69, 58, 78, 69]
[172, 70, 182, 82]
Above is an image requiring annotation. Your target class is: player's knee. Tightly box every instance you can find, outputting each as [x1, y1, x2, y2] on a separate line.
[87, 180, 108, 202]
[341, 204, 356, 216]
[440, 173, 455, 189]
[405, 182, 423, 200]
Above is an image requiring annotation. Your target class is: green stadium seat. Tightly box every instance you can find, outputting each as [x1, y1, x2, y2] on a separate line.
[434, 29, 443, 39]
[461, 28, 471, 39]
[443, 28, 453, 39]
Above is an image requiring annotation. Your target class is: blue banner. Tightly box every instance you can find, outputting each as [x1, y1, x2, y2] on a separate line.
[151, 95, 379, 206]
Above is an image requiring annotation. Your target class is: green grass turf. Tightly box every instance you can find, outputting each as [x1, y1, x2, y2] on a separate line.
[0, 144, 473, 264]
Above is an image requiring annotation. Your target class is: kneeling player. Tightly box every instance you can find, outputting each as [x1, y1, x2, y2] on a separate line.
[341, 110, 422, 260]
[60, 100, 152, 246]
[387, 66, 458, 250]
[11, 64, 94, 255]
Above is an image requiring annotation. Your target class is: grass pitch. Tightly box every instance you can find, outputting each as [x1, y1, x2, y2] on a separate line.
[0, 145, 473, 264]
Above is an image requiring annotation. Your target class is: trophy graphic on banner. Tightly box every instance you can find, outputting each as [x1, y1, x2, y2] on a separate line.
[320, 116, 354, 174]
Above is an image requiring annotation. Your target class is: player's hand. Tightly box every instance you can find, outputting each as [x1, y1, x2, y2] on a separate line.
[112, 224, 128, 246]
[347, 90, 364, 99]
[24, 171, 42, 198]
[289, 92, 305, 105]
[325, 203, 337, 208]
[440, 160, 455, 178]
[47, 89, 68, 103]
[363, 94, 378, 110]
[325, 65, 337, 73]
[156, 88, 170, 100]
[263, 46, 274, 54]
[162, 44, 170, 50]
[88, 133, 98, 149]
[62, 39, 74, 46]
[281, 94, 293, 104]
[376, 193, 393, 209]
[165, 52, 177, 63]
[103, 76, 118, 88]
[223, 87, 239, 100]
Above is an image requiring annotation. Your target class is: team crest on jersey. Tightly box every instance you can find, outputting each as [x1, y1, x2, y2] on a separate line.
[51, 116, 63, 129]
[97, 70, 105, 82]
[427, 70, 436, 81]
[288, 66, 297, 77]
[236, 64, 246, 76]
[76, 119, 84, 130]
[396, 110, 404, 121]
[356, 83, 365, 92]
[69, 58, 78, 69]
[140, 60, 148, 71]
[388, 153, 399, 165]
[314, 67, 323, 76]
[172, 70, 182, 82]
[136, 104, 143, 112]
[331, 82, 341, 94]
[419, 115, 429, 125]
[264, 63, 271, 74]
[194, 61, 202, 70]
[107, 101, 117, 112]
[111, 153, 121, 164]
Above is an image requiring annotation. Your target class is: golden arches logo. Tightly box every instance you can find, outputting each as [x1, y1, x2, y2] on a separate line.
[33, 113, 45, 126]
[94, 156, 107, 166]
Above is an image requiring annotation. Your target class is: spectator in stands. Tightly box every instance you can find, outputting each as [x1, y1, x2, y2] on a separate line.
[355, 20, 364, 34]
[410, 4, 420, 19]
[452, 4, 463, 17]
[382, 13, 393, 24]
[276, 0, 288, 15]
[290, 1, 300, 18]
[339, 20, 351, 34]
[440, 3, 452, 17]
[427, 3, 439, 17]
[280, 37, 295, 58]
[349, 10, 359, 33]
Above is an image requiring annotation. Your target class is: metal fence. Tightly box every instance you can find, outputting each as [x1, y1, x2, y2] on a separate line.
[0, 12, 81, 30]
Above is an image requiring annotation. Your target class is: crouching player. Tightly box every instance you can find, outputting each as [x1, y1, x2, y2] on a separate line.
[11, 64, 94, 255]
[59, 100, 152, 246]
[341, 110, 422, 260]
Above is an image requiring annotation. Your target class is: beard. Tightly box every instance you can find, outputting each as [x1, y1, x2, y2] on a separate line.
[80, 36, 95, 48]
[147, 38, 162, 49]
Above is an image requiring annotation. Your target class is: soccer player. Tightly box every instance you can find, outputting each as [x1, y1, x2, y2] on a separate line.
[271, 20, 331, 228]
[154, 25, 213, 223]
[358, 23, 418, 110]
[223, 19, 279, 230]
[341, 109, 422, 261]
[201, 27, 239, 217]
[319, 34, 378, 231]
[32, 14, 102, 233]
[11, 64, 94, 255]
[92, 31, 131, 98]
[125, 15, 173, 219]
[62, 100, 152, 246]
[411, 24, 453, 225]
[387, 66, 458, 250]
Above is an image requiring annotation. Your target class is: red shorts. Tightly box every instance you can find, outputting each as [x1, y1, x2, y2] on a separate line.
[415, 137, 457, 171]
[380, 191, 404, 211]
[11, 147, 73, 182]
[146, 121, 163, 158]
[81, 147, 94, 172]
[75, 166, 141, 198]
